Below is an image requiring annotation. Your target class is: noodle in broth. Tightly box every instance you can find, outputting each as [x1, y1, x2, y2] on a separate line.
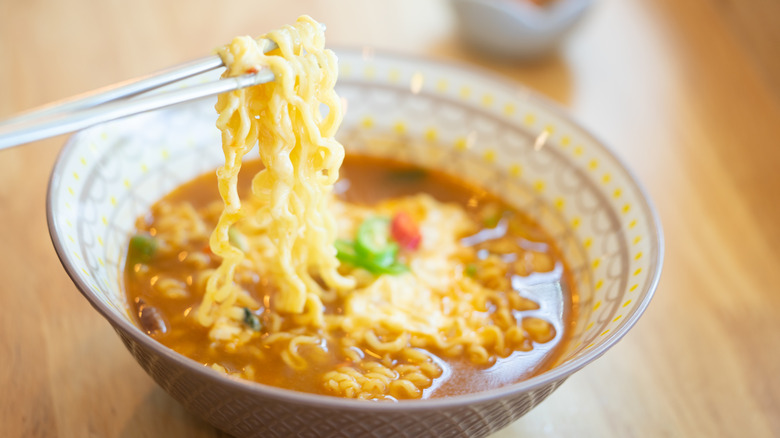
[123, 17, 574, 400]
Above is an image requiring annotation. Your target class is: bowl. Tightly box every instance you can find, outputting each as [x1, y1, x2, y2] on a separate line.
[47, 49, 662, 437]
[450, 0, 594, 59]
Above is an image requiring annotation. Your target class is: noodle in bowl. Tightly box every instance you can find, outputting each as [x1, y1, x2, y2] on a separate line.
[47, 47, 662, 437]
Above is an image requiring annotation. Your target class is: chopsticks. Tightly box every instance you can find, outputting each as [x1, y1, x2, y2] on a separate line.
[0, 38, 278, 151]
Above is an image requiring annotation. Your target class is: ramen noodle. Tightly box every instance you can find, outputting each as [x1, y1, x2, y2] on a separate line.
[124, 17, 574, 400]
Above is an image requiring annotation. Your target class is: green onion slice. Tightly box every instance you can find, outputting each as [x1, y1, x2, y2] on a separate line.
[128, 233, 158, 265]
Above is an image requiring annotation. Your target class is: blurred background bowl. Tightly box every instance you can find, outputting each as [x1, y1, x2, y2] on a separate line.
[47, 48, 661, 438]
[451, 0, 594, 59]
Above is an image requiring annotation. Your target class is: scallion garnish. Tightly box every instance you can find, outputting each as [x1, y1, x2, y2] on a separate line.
[128, 233, 158, 265]
[335, 216, 409, 275]
[386, 168, 428, 182]
[243, 307, 262, 331]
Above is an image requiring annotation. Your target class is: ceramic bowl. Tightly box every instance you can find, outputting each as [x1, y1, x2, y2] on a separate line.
[451, 0, 594, 59]
[47, 49, 662, 438]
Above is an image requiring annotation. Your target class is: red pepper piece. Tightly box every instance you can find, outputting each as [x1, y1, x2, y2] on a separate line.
[390, 212, 421, 250]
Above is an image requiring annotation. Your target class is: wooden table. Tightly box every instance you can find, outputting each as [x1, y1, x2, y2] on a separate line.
[2, 0, 779, 436]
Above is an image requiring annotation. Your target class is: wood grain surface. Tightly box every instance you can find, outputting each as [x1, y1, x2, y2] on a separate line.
[1, 0, 779, 437]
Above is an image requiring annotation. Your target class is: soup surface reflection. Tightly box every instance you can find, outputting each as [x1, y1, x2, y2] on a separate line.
[124, 155, 575, 399]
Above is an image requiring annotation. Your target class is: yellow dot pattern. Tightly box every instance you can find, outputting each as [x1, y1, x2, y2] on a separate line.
[432, 79, 654, 355]
[388, 69, 401, 82]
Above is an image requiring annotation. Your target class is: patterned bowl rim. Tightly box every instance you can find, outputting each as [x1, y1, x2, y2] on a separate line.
[46, 48, 663, 412]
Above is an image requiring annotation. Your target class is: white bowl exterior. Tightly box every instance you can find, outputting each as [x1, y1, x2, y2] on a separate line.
[48, 50, 661, 401]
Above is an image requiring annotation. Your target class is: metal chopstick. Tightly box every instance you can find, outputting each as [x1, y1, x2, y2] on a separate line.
[0, 70, 274, 150]
[0, 56, 225, 129]
[0, 37, 280, 151]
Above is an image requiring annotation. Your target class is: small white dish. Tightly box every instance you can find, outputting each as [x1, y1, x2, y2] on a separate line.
[451, 0, 594, 59]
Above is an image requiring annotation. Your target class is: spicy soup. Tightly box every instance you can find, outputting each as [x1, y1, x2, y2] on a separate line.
[124, 155, 575, 400]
